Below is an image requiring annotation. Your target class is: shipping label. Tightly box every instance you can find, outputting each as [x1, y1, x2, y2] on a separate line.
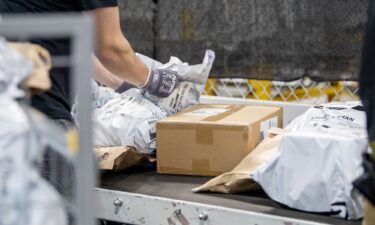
[260, 116, 278, 140]
[185, 108, 229, 116]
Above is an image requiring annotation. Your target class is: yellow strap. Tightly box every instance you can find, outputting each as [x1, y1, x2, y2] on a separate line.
[66, 128, 79, 155]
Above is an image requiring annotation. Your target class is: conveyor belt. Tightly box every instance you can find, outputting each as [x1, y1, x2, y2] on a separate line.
[100, 166, 361, 225]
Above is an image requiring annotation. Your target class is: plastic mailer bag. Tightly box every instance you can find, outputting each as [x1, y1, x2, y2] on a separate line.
[92, 89, 167, 154]
[90, 50, 215, 153]
[252, 101, 367, 220]
[287, 101, 367, 137]
[0, 98, 67, 225]
[0, 37, 67, 225]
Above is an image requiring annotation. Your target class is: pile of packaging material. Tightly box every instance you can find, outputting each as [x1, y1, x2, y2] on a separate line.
[0, 38, 67, 225]
[92, 88, 167, 154]
[252, 101, 368, 220]
[194, 101, 367, 220]
[89, 50, 215, 154]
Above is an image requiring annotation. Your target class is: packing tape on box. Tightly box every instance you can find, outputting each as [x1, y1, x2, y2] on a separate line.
[202, 105, 247, 122]
[157, 110, 249, 146]
[196, 105, 247, 145]
[196, 127, 213, 145]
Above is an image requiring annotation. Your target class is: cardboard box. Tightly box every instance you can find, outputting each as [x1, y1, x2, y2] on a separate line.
[156, 104, 282, 176]
[363, 199, 375, 225]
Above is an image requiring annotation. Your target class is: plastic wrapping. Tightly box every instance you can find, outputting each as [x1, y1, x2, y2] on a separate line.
[287, 101, 367, 137]
[0, 38, 67, 225]
[0, 99, 67, 225]
[93, 89, 167, 154]
[89, 50, 215, 153]
[252, 102, 367, 220]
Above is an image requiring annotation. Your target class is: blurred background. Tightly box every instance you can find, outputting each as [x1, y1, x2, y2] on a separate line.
[119, 0, 366, 104]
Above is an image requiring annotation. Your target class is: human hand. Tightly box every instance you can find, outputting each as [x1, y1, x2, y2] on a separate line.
[141, 68, 180, 98]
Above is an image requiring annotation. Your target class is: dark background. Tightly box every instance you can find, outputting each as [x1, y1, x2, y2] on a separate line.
[119, 0, 366, 81]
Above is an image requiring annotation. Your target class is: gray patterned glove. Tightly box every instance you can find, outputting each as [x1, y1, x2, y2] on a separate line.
[142, 68, 180, 98]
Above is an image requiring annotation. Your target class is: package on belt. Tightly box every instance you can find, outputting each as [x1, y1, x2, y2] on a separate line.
[92, 89, 167, 154]
[0, 38, 67, 225]
[89, 50, 215, 154]
[157, 104, 282, 176]
[252, 101, 367, 220]
[287, 101, 367, 137]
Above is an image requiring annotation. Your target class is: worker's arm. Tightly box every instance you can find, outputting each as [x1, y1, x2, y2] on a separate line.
[93, 7, 148, 86]
[91, 7, 179, 97]
[93, 55, 122, 89]
[94, 55, 136, 92]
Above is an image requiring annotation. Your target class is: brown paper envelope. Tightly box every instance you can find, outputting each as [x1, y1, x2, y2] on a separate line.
[8, 42, 52, 92]
[193, 127, 287, 193]
[95, 146, 156, 171]
[363, 199, 375, 225]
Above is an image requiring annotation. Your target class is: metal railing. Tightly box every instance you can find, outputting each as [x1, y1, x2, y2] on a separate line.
[202, 78, 359, 104]
[0, 14, 96, 225]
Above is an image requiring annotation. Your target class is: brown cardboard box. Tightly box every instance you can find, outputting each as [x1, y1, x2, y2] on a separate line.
[156, 104, 282, 176]
[363, 199, 375, 225]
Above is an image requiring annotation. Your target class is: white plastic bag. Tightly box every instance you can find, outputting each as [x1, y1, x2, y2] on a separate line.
[0, 98, 67, 225]
[287, 101, 367, 137]
[252, 101, 367, 220]
[91, 50, 215, 153]
[0, 38, 33, 98]
[93, 89, 167, 154]
[0, 38, 67, 225]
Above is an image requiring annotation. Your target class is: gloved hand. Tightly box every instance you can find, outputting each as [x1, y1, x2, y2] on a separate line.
[141, 68, 180, 98]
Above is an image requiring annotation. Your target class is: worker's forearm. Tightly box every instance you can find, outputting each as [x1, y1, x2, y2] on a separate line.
[97, 37, 149, 87]
[93, 55, 123, 89]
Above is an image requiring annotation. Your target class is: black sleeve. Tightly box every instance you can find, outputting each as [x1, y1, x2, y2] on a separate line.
[79, 0, 118, 11]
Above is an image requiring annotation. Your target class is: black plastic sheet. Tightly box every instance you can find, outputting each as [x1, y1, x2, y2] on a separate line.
[354, 0, 375, 206]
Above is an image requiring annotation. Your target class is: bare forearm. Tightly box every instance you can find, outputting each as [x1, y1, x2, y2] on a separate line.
[93, 7, 149, 87]
[97, 38, 148, 87]
[93, 55, 123, 89]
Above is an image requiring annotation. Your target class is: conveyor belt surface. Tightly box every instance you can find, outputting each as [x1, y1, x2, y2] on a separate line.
[100, 166, 361, 225]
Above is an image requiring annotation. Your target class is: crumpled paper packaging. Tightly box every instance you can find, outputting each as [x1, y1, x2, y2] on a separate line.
[363, 199, 375, 225]
[8, 42, 52, 92]
[95, 146, 156, 171]
[0, 38, 33, 98]
[193, 128, 287, 193]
